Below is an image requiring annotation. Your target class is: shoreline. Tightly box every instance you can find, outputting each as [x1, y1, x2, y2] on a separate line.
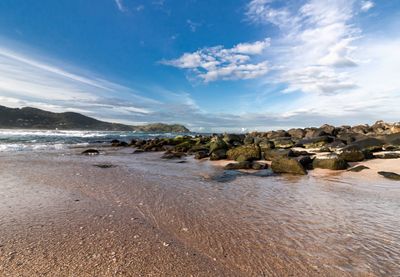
[1, 149, 400, 276]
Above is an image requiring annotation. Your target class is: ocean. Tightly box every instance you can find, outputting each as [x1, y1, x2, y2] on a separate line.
[0, 129, 192, 152]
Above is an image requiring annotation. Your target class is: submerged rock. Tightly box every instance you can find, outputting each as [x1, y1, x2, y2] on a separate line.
[347, 165, 370, 172]
[81, 149, 100, 155]
[271, 157, 307, 175]
[224, 161, 252, 170]
[378, 171, 400, 181]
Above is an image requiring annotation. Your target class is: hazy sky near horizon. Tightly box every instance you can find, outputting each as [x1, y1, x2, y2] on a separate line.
[0, 0, 399, 132]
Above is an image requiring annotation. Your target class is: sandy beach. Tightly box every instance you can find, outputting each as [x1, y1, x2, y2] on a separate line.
[0, 148, 399, 276]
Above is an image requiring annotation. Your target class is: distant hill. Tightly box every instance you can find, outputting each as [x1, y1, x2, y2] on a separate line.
[0, 105, 190, 133]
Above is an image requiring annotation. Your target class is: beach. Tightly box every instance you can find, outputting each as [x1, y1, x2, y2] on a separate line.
[1, 147, 400, 276]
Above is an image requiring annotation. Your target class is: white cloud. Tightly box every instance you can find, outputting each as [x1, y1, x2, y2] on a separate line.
[162, 39, 270, 82]
[361, 1, 374, 12]
[187, 20, 201, 32]
[114, 0, 126, 12]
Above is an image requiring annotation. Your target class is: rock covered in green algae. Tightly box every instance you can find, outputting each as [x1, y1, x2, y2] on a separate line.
[338, 145, 365, 162]
[264, 149, 294, 161]
[271, 157, 307, 175]
[226, 144, 261, 162]
[313, 157, 349, 170]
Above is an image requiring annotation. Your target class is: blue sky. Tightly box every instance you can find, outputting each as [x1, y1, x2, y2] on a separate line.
[0, 0, 399, 132]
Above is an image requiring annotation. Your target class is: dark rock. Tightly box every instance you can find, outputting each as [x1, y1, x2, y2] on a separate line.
[272, 137, 295, 149]
[373, 152, 400, 159]
[305, 128, 327, 138]
[326, 140, 347, 151]
[319, 124, 336, 136]
[258, 139, 274, 151]
[338, 145, 365, 162]
[251, 162, 267, 170]
[132, 149, 144, 154]
[350, 137, 384, 152]
[224, 161, 252, 170]
[209, 137, 228, 153]
[210, 149, 227, 161]
[93, 164, 116, 169]
[173, 141, 195, 152]
[264, 149, 294, 161]
[295, 156, 314, 169]
[296, 136, 333, 149]
[271, 157, 307, 175]
[226, 144, 261, 162]
[243, 135, 255, 145]
[161, 152, 186, 159]
[383, 133, 400, 146]
[313, 157, 348, 170]
[111, 140, 128, 147]
[194, 151, 208, 160]
[223, 134, 244, 146]
[378, 171, 400, 181]
[267, 130, 289, 139]
[347, 165, 370, 172]
[81, 149, 100, 155]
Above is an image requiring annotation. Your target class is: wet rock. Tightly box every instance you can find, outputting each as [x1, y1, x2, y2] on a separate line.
[338, 145, 365, 162]
[264, 149, 294, 161]
[272, 137, 295, 149]
[132, 149, 144, 154]
[161, 152, 186, 159]
[347, 165, 370, 172]
[251, 162, 267, 170]
[224, 161, 252, 170]
[111, 140, 129, 147]
[82, 149, 100, 155]
[173, 141, 195, 152]
[210, 149, 227, 161]
[226, 144, 261, 162]
[271, 157, 307, 175]
[258, 139, 275, 152]
[378, 171, 400, 181]
[194, 151, 208, 160]
[295, 155, 314, 169]
[313, 157, 348, 170]
[93, 164, 116, 169]
[209, 137, 228, 153]
[223, 134, 244, 146]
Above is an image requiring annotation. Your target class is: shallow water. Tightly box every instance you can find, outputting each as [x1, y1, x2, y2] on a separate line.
[1, 148, 400, 276]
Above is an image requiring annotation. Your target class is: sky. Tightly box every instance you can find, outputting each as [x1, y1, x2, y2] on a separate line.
[0, 0, 399, 132]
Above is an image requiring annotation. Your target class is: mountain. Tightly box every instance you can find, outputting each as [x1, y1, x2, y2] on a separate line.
[0, 106, 190, 132]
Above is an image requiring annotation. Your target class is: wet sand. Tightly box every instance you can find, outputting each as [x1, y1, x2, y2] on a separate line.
[1, 148, 400, 276]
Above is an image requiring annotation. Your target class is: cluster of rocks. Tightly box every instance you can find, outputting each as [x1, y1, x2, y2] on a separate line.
[86, 121, 400, 178]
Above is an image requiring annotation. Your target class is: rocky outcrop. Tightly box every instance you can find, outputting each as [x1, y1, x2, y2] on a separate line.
[313, 156, 348, 170]
[271, 157, 307, 175]
[227, 144, 261, 162]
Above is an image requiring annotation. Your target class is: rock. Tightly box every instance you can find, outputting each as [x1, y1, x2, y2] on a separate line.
[351, 125, 371, 135]
[272, 137, 295, 149]
[251, 162, 267, 170]
[295, 156, 314, 169]
[347, 165, 370, 172]
[383, 133, 400, 146]
[194, 151, 208, 159]
[297, 136, 333, 149]
[271, 157, 307, 175]
[326, 140, 347, 151]
[82, 149, 100, 155]
[390, 122, 400, 134]
[267, 130, 289, 139]
[224, 161, 252, 170]
[264, 149, 294, 161]
[338, 145, 365, 162]
[209, 137, 228, 153]
[223, 134, 244, 146]
[243, 135, 255, 145]
[350, 138, 384, 152]
[258, 139, 274, 151]
[210, 149, 227, 161]
[319, 124, 337, 136]
[173, 141, 195, 152]
[132, 149, 144, 154]
[226, 144, 261, 162]
[313, 157, 348, 170]
[162, 152, 186, 159]
[373, 152, 400, 159]
[287, 128, 305, 139]
[378, 171, 400, 181]
[305, 128, 327, 138]
[93, 164, 116, 168]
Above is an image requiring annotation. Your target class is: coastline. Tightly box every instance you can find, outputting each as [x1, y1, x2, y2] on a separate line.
[1, 148, 400, 276]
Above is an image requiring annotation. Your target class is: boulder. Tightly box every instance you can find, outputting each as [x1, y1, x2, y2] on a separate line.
[313, 157, 348, 170]
[373, 152, 400, 159]
[258, 139, 274, 151]
[287, 128, 305, 139]
[264, 149, 294, 161]
[210, 149, 227, 161]
[267, 130, 289, 139]
[81, 149, 100, 155]
[243, 135, 255, 145]
[319, 124, 336, 136]
[378, 171, 400, 181]
[194, 151, 209, 159]
[251, 162, 267, 170]
[271, 157, 307, 175]
[383, 133, 400, 146]
[223, 133, 244, 146]
[272, 137, 295, 149]
[162, 151, 186, 159]
[338, 145, 365, 162]
[351, 125, 371, 135]
[350, 137, 384, 152]
[297, 136, 333, 149]
[173, 141, 195, 152]
[227, 144, 261, 162]
[305, 128, 327, 138]
[111, 140, 129, 147]
[209, 137, 228, 153]
[295, 155, 314, 169]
